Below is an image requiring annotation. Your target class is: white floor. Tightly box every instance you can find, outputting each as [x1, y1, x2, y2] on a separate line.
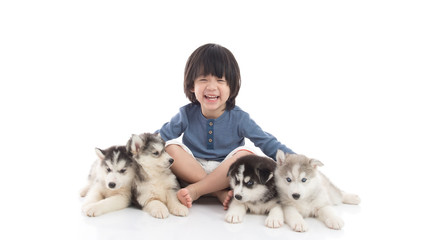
[72, 197, 362, 240]
[4, 174, 423, 240]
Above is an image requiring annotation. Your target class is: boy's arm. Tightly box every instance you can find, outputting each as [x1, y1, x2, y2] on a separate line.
[157, 109, 188, 142]
[240, 114, 295, 160]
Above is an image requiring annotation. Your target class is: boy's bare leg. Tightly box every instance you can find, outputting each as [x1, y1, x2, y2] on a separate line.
[177, 151, 252, 208]
[166, 144, 206, 208]
[167, 144, 207, 183]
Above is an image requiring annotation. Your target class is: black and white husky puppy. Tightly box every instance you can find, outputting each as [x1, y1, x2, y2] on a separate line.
[127, 133, 188, 219]
[80, 146, 136, 217]
[226, 155, 284, 228]
[275, 150, 361, 232]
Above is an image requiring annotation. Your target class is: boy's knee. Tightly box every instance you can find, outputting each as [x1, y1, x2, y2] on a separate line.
[165, 144, 188, 156]
[233, 149, 254, 159]
[165, 144, 181, 152]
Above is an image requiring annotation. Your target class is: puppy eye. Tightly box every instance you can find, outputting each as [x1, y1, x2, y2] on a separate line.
[119, 169, 126, 174]
[301, 178, 307, 183]
[153, 151, 160, 156]
[246, 180, 254, 186]
[286, 177, 292, 183]
[107, 168, 112, 173]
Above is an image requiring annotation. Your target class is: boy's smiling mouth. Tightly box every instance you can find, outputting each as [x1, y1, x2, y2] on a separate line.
[205, 95, 219, 100]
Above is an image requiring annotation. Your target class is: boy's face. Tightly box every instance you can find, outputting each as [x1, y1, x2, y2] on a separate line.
[192, 74, 230, 119]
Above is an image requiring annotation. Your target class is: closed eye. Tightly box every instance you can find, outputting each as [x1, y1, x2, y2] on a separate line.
[119, 169, 126, 174]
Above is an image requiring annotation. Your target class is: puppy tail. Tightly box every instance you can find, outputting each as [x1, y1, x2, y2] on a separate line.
[341, 192, 361, 205]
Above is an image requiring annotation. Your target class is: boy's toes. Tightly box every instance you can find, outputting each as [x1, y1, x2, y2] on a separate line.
[177, 188, 193, 208]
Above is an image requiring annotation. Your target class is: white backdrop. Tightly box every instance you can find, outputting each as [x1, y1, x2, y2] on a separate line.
[1, 1, 426, 239]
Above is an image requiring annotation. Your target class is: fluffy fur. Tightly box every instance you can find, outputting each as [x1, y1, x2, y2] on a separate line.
[226, 155, 284, 228]
[127, 133, 188, 218]
[80, 146, 136, 217]
[274, 150, 361, 232]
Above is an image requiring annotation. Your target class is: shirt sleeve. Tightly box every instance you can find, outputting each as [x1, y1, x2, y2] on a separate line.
[239, 112, 295, 160]
[158, 107, 188, 142]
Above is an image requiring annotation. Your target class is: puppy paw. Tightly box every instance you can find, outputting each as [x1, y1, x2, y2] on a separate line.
[169, 203, 189, 217]
[325, 216, 344, 230]
[265, 216, 283, 228]
[149, 206, 169, 219]
[82, 203, 102, 217]
[225, 212, 243, 224]
[289, 220, 308, 232]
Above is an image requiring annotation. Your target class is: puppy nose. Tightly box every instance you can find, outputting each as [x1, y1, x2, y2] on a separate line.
[169, 158, 174, 164]
[234, 194, 242, 200]
[108, 182, 116, 189]
[292, 193, 300, 200]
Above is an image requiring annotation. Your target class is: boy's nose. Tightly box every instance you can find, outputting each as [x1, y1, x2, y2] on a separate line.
[206, 79, 217, 89]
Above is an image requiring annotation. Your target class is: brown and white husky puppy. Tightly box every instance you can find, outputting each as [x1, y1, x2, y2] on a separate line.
[127, 133, 188, 219]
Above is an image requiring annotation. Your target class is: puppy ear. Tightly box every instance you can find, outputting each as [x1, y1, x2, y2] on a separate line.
[276, 150, 287, 166]
[127, 134, 144, 155]
[257, 168, 274, 184]
[153, 132, 165, 144]
[95, 148, 105, 160]
[227, 162, 237, 177]
[309, 158, 324, 168]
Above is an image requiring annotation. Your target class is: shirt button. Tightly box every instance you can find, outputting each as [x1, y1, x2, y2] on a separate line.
[208, 130, 213, 134]
[209, 122, 213, 126]
[208, 138, 213, 143]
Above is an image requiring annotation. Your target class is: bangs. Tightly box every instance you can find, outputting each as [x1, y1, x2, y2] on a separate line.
[190, 44, 238, 82]
[196, 47, 228, 79]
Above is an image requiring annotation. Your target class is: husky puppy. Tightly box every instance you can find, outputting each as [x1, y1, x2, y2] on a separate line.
[225, 155, 284, 228]
[127, 133, 189, 219]
[80, 146, 136, 217]
[274, 150, 361, 232]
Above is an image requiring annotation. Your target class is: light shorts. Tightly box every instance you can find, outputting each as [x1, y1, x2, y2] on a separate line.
[165, 139, 256, 174]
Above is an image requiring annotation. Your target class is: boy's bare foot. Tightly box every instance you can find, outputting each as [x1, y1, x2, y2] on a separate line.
[215, 190, 234, 210]
[177, 185, 199, 208]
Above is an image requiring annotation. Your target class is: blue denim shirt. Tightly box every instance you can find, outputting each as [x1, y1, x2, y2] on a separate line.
[159, 103, 294, 161]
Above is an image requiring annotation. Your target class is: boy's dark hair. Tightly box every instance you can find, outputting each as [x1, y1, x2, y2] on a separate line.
[184, 43, 241, 111]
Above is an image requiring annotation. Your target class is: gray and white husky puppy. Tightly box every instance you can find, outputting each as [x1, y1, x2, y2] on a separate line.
[80, 146, 136, 217]
[226, 155, 284, 228]
[127, 133, 188, 219]
[275, 150, 361, 232]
